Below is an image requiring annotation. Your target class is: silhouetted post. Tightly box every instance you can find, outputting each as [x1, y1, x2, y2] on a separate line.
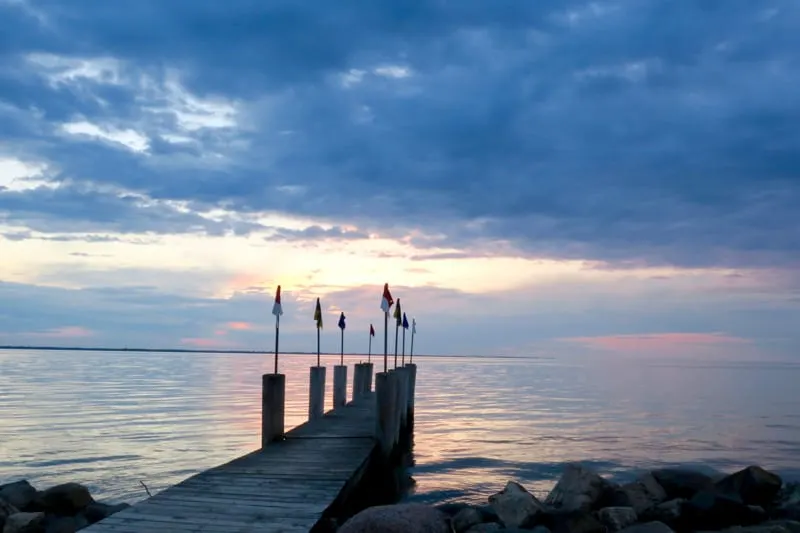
[309, 366, 326, 420]
[364, 362, 374, 394]
[410, 318, 416, 364]
[405, 362, 417, 427]
[401, 312, 408, 366]
[333, 365, 347, 408]
[352, 363, 363, 402]
[261, 373, 285, 446]
[380, 284, 393, 373]
[375, 371, 396, 457]
[393, 298, 401, 369]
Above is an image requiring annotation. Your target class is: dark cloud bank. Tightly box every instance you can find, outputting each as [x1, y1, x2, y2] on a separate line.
[1, 0, 799, 268]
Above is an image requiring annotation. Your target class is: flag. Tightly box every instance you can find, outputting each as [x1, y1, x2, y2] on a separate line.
[370, 324, 375, 336]
[271, 285, 283, 317]
[380, 283, 393, 313]
[314, 298, 323, 329]
[338, 312, 346, 330]
[412, 318, 416, 334]
[394, 298, 402, 326]
[402, 312, 409, 330]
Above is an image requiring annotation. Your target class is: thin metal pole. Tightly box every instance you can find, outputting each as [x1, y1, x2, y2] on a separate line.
[274, 315, 280, 374]
[368, 334, 372, 363]
[383, 312, 388, 373]
[317, 327, 320, 367]
[340, 328, 344, 366]
[410, 329, 415, 364]
[394, 322, 399, 369]
[402, 327, 406, 366]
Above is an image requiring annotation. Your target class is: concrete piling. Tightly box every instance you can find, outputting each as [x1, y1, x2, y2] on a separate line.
[333, 365, 348, 408]
[309, 366, 326, 420]
[405, 363, 417, 427]
[364, 362, 374, 394]
[261, 373, 285, 446]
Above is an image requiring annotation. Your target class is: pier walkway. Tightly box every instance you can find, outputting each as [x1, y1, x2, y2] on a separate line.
[85, 395, 377, 533]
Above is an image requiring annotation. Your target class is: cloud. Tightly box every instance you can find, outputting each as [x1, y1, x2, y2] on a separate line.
[264, 225, 370, 242]
[0, 0, 798, 269]
[563, 332, 751, 352]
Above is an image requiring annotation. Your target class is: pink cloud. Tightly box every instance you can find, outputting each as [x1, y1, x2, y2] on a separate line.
[562, 332, 751, 354]
[226, 321, 254, 331]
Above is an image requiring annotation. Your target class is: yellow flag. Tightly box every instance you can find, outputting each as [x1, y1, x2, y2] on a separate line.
[314, 298, 323, 329]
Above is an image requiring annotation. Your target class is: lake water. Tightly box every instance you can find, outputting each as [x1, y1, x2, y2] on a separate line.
[1, 349, 799, 505]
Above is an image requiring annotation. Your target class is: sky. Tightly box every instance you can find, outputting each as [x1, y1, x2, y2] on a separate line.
[1, 0, 799, 358]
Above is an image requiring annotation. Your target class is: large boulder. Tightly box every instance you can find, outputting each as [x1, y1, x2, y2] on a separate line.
[598, 507, 638, 532]
[544, 463, 612, 512]
[338, 503, 450, 533]
[42, 514, 89, 533]
[684, 490, 766, 530]
[488, 481, 545, 528]
[3, 512, 45, 533]
[536, 510, 606, 533]
[34, 484, 93, 516]
[610, 474, 668, 514]
[716, 466, 783, 507]
[452, 507, 484, 533]
[465, 524, 502, 533]
[774, 484, 800, 521]
[639, 498, 686, 529]
[0, 482, 37, 511]
[82, 502, 130, 524]
[618, 521, 675, 533]
[1, 500, 20, 532]
[651, 469, 715, 500]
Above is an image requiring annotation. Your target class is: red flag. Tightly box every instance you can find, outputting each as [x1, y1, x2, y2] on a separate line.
[380, 283, 394, 312]
[370, 324, 375, 336]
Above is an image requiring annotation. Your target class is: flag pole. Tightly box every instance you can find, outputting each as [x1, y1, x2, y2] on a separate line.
[340, 326, 344, 366]
[394, 319, 399, 369]
[402, 325, 406, 366]
[274, 314, 280, 374]
[316, 326, 320, 367]
[383, 311, 388, 373]
[410, 321, 415, 364]
[368, 331, 372, 362]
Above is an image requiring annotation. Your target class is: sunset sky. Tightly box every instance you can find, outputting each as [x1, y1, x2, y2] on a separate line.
[1, 1, 798, 358]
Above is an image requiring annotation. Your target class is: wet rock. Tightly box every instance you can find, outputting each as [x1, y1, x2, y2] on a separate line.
[42, 514, 89, 533]
[537, 510, 606, 533]
[618, 521, 675, 533]
[598, 507, 638, 532]
[452, 507, 483, 533]
[488, 481, 545, 528]
[651, 469, 715, 500]
[610, 474, 668, 514]
[684, 490, 765, 530]
[475, 504, 499, 523]
[544, 463, 613, 512]
[2, 499, 20, 533]
[338, 503, 450, 533]
[34, 484, 93, 516]
[0, 482, 37, 511]
[82, 502, 130, 524]
[435, 502, 473, 517]
[3, 512, 45, 533]
[464, 524, 501, 533]
[716, 466, 783, 507]
[760, 520, 800, 533]
[639, 498, 686, 529]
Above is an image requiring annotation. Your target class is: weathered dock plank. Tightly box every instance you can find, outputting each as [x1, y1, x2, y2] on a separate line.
[85, 395, 376, 533]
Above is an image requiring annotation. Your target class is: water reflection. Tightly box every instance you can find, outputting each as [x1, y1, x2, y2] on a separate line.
[1, 350, 799, 505]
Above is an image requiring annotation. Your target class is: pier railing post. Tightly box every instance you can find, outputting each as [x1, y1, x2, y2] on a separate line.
[352, 363, 364, 402]
[333, 364, 347, 408]
[309, 366, 326, 420]
[261, 373, 285, 446]
[405, 363, 417, 428]
[364, 362, 374, 394]
[395, 367, 409, 430]
[374, 371, 395, 457]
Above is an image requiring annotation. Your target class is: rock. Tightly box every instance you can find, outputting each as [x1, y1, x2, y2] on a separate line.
[760, 520, 800, 533]
[716, 466, 783, 507]
[3, 512, 45, 533]
[544, 463, 612, 512]
[453, 507, 483, 533]
[651, 469, 715, 500]
[475, 504, 499, 523]
[610, 474, 668, 514]
[598, 507, 638, 532]
[34, 484, 94, 516]
[488, 481, 545, 528]
[0, 482, 37, 511]
[618, 522, 675, 533]
[464, 524, 502, 533]
[536, 510, 606, 533]
[42, 514, 89, 533]
[639, 498, 686, 528]
[338, 503, 450, 533]
[716, 524, 794, 533]
[435, 502, 473, 517]
[83, 502, 130, 524]
[529, 527, 553, 533]
[1, 499, 20, 519]
[684, 490, 766, 530]
[782, 484, 800, 507]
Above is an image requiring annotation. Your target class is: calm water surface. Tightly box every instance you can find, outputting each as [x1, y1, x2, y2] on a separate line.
[1, 350, 799, 504]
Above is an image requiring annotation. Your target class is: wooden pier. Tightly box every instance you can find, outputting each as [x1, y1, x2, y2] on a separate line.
[84, 363, 416, 533]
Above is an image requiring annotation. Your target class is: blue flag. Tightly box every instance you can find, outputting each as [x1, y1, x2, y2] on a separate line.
[338, 312, 346, 330]
[402, 312, 409, 329]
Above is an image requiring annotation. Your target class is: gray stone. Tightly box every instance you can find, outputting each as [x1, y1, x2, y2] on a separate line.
[529, 527, 553, 533]
[537, 509, 606, 533]
[598, 507, 638, 532]
[716, 466, 783, 507]
[338, 503, 450, 533]
[475, 504, 499, 523]
[0, 482, 37, 511]
[1, 500, 20, 520]
[717, 525, 793, 533]
[488, 481, 545, 528]
[619, 522, 675, 533]
[760, 521, 800, 533]
[435, 502, 472, 517]
[35, 484, 94, 516]
[611, 474, 668, 514]
[83, 502, 130, 524]
[544, 463, 612, 512]
[684, 490, 765, 530]
[651, 469, 715, 500]
[452, 507, 483, 533]
[43, 514, 89, 533]
[639, 498, 685, 528]
[464, 523, 502, 533]
[3, 512, 45, 533]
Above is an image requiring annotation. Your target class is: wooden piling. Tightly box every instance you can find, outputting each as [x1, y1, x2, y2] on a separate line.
[261, 373, 285, 446]
[364, 362, 374, 393]
[405, 363, 417, 427]
[374, 371, 395, 457]
[333, 364, 348, 408]
[395, 366, 409, 428]
[309, 366, 326, 420]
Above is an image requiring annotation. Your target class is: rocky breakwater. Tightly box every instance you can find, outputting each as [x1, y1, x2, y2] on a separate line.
[0, 480, 129, 533]
[335, 464, 800, 533]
